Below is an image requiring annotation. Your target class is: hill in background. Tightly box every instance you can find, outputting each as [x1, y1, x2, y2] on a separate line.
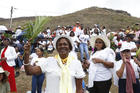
[0, 7, 140, 32]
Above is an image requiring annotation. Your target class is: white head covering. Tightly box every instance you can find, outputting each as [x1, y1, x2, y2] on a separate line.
[0, 67, 5, 73]
[53, 35, 74, 51]
[90, 35, 110, 48]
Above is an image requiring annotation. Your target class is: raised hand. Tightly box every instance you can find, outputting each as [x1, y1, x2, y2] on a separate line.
[82, 60, 90, 69]
[24, 41, 31, 54]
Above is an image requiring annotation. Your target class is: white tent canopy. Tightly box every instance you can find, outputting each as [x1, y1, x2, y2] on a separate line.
[0, 25, 8, 33]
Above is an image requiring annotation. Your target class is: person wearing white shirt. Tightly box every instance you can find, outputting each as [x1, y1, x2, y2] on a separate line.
[46, 37, 54, 53]
[100, 26, 106, 35]
[114, 42, 140, 93]
[46, 27, 51, 36]
[0, 38, 17, 92]
[79, 28, 90, 62]
[55, 26, 61, 36]
[30, 48, 45, 93]
[23, 35, 85, 93]
[14, 26, 22, 37]
[125, 34, 137, 57]
[84, 35, 115, 93]
[69, 31, 80, 52]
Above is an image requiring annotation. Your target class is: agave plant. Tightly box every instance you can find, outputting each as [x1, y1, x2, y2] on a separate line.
[23, 16, 50, 42]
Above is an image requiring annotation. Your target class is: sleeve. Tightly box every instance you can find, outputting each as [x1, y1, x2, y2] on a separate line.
[113, 62, 119, 87]
[132, 42, 137, 48]
[30, 57, 36, 66]
[36, 57, 50, 73]
[75, 60, 85, 79]
[76, 37, 80, 43]
[6, 47, 17, 61]
[106, 48, 116, 62]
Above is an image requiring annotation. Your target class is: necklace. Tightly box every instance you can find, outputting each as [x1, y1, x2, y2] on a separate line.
[61, 57, 68, 64]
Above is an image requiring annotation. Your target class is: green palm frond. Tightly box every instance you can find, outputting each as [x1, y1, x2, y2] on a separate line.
[23, 16, 50, 42]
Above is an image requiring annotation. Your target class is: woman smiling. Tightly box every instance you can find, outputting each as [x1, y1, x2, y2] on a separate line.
[84, 35, 115, 93]
[24, 35, 85, 93]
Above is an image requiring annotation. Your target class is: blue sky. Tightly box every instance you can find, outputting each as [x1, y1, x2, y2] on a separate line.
[0, 0, 140, 18]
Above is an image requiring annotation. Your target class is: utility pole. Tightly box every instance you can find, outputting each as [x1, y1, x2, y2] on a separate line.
[9, 6, 13, 29]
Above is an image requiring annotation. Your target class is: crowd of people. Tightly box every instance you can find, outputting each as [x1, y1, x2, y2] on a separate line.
[0, 21, 140, 93]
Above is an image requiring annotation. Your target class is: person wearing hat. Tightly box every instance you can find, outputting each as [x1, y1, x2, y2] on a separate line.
[84, 35, 115, 93]
[23, 35, 85, 93]
[0, 67, 10, 93]
[14, 25, 22, 38]
[114, 42, 140, 93]
[0, 38, 17, 92]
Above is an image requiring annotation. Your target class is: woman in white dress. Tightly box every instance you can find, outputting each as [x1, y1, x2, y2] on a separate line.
[23, 35, 85, 93]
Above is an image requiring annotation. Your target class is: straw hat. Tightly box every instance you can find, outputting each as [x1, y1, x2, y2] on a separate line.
[53, 35, 74, 51]
[90, 35, 110, 48]
[0, 67, 5, 73]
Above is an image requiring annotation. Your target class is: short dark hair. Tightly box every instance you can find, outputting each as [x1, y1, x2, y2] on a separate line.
[126, 34, 135, 39]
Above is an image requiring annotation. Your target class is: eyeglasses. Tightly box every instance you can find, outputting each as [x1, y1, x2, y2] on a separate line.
[95, 41, 103, 44]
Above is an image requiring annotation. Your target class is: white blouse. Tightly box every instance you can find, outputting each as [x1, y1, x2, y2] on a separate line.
[30, 57, 46, 66]
[113, 59, 140, 86]
[36, 57, 85, 93]
[114, 59, 140, 79]
[88, 47, 115, 88]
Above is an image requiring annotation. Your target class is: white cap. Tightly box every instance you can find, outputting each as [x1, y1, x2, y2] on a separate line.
[120, 42, 131, 52]
[0, 67, 5, 73]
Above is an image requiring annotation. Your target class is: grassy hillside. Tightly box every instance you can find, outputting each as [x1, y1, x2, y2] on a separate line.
[0, 7, 140, 31]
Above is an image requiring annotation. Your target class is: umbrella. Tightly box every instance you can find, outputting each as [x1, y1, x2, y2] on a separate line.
[0, 25, 8, 33]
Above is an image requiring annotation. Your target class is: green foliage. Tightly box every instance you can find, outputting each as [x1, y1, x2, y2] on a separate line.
[23, 16, 50, 42]
[131, 24, 140, 31]
[4, 33, 12, 38]
[108, 33, 114, 41]
[108, 33, 117, 51]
